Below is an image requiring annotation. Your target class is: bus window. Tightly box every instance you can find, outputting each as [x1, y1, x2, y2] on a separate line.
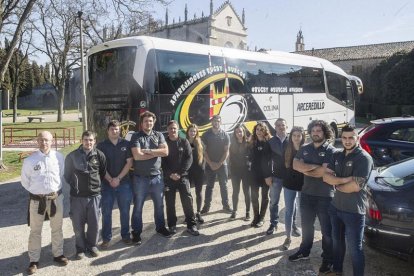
[326, 72, 354, 108]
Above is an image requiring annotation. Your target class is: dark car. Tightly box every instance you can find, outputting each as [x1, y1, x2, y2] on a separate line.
[359, 116, 414, 166]
[364, 157, 414, 262]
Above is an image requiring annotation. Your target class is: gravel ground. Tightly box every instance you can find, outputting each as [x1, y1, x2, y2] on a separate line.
[0, 177, 413, 276]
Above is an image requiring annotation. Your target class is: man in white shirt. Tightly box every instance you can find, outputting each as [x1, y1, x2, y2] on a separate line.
[21, 131, 68, 275]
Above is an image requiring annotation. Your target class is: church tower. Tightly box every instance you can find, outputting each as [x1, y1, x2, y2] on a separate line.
[295, 29, 305, 51]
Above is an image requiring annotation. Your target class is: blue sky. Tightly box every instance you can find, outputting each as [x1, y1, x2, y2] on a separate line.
[154, 0, 414, 51]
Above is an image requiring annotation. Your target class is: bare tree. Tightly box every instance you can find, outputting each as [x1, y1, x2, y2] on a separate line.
[32, 0, 80, 122]
[0, 0, 37, 84]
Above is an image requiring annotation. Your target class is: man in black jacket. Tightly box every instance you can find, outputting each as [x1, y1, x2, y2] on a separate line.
[64, 130, 106, 260]
[162, 120, 199, 236]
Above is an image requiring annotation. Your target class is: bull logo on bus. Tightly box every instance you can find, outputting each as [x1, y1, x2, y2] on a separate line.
[172, 67, 251, 135]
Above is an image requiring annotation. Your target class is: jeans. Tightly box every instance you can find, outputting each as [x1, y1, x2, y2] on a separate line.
[299, 193, 333, 263]
[70, 195, 101, 253]
[231, 170, 251, 213]
[284, 187, 299, 237]
[204, 165, 230, 208]
[101, 182, 132, 241]
[329, 205, 365, 276]
[165, 177, 196, 228]
[131, 175, 165, 235]
[269, 177, 283, 226]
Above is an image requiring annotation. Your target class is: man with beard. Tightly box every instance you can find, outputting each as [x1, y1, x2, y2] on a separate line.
[323, 125, 373, 276]
[289, 120, 336, 275]
[162, 120, 199, 236]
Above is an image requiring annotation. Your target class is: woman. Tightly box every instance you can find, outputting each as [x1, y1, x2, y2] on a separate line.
[282, 126, 305, 250]
[186, 124, 205, 223]
[249, 122, 273, 227]
[229, 124, 251, 220]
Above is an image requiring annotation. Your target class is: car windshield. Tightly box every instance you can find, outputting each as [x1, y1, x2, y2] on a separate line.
[378, 157, 414, 187]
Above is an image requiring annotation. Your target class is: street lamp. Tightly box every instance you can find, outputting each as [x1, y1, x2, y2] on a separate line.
[78, 11, 88, 131]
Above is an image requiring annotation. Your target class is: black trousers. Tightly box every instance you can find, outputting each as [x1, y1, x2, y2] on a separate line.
[251, 179, 270, 222]
[189, 168, 204, 213]
[231, 170, 251, 213]
[165, 177, 196, 228]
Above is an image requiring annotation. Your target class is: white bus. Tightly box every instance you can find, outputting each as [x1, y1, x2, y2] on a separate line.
[86, 36, 360, 139]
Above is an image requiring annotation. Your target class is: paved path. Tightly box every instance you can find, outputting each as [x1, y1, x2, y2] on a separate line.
[0, 177, 412, 276]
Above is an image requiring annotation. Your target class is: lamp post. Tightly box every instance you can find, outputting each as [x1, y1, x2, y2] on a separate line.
[78, 11, 88, 131]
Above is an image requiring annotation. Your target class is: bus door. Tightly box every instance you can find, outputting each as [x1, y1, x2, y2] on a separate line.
[279, 94, 294, 129]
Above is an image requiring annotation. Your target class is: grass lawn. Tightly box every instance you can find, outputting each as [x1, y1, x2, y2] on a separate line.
[1, 109, 78, 117]
[0, 121, 83, 183]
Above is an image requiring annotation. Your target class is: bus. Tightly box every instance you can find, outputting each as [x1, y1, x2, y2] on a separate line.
[86, 36, 361, 139]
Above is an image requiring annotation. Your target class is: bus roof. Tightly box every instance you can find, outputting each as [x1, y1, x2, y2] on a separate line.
[88, 36, 347, 75]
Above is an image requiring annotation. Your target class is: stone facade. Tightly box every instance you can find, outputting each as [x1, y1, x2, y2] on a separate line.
[140, 1, 247, 49]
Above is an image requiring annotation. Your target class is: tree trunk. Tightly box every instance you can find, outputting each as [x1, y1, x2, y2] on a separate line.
[57, 83, 65, 122]
[13, 90, 18, 123]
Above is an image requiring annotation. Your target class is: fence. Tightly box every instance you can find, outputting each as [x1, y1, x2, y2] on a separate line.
[2, 127, 76, 148]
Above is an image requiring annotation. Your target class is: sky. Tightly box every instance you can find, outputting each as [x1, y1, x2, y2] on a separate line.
[153, 0, 414, 52]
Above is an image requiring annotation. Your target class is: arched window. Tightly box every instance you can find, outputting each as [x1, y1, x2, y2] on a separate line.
[224, 41, 234, 48]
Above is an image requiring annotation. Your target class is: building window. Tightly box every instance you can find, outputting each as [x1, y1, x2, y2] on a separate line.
[224, 41, 234, 48]
[351, 65, 363, 74]
[226, 16, 232, 26]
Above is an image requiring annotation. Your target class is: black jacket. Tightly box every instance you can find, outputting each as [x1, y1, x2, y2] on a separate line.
[64, 146, 106, 197]
[162, 137, 193, 178]
[251, 139, 272, 181]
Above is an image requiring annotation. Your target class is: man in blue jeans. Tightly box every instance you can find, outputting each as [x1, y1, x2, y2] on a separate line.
[130, 111, 171, 244]
[200, 115, 232, 214]
[324, 125, 373, 276]
[97, 120, 133, 248]
[267, 118, 300, 237]
[289, 120, 336, 274]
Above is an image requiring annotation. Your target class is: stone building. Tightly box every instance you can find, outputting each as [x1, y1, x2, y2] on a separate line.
[139, 0, 248, 49]
[294, 29, 414, 77]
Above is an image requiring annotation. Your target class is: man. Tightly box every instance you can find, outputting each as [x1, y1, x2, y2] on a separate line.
[162, 120, 199, 236]
[289, 120, 335, 274]
[97, 120, 133, 247]
[267, 118, 300, 236]
[21, 131, 68, 274]
[64, 131, 106, 259]
[130, 111, 171, 244]
[200, 115, 232, 214]
[323, 125, 373, 276]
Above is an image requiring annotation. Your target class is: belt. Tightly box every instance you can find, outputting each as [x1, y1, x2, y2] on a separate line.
[135, 174, 159, 179]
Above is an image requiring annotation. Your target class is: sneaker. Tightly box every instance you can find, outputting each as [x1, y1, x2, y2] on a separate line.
[132, 233, 142, 245]
[292, 225, 302, 237]
[250, 217, 259, 227]
[319, 261, 332, 274]
[255, 220, 264, 228]
[282, 238, 291, 250]
[200, 206, 210, 214]
[196, 213, 205, 224]
[223, 206, 233, 213]
[266, 224, 276, 235]
[230, 211, 236, 219]
[187, 225, 200, 236]
[75, 252, 85, 260]
[122, 237, 134, 245]
[100, 240, 110, 249]
[53, 255, 69, 266]
[244, 212, 251, 221]
[288, 251, 310, 262]
[27, 262, 39, 275]
[169, 226, 177, 235]
[88, 247, 99, 257]
[157, 227, 173, 238]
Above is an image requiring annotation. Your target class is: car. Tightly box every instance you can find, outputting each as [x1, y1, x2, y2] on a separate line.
[364, 157, 414, 263]
[358, 116, 414, 166]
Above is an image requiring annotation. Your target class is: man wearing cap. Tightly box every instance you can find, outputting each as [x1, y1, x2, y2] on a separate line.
[21, 131, 68, 274]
